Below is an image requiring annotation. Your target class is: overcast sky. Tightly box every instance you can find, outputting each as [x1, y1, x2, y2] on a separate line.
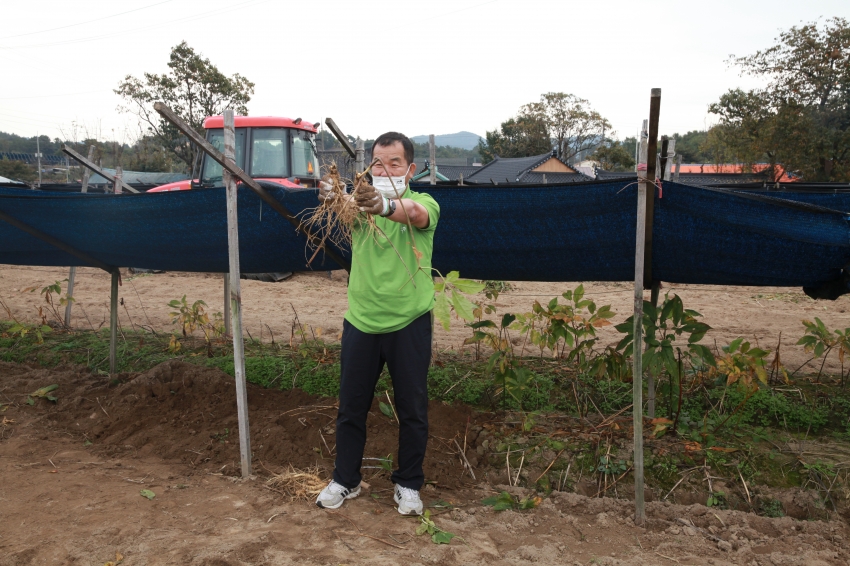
[1, 0, 848, 146]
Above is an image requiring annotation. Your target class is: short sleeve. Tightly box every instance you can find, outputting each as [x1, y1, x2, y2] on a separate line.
[412, 192, 440, 233]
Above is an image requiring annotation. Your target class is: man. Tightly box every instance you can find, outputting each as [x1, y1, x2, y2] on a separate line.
[315, 132, 440, 515]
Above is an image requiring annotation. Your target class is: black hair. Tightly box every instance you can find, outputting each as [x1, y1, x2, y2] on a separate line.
[372, 132, 414, 166]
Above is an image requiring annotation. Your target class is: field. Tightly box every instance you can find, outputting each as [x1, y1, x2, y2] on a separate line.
[2, 265, 850, 565]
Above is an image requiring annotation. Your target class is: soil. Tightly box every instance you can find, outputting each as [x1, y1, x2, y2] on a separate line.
[0, 360, 847, 565]
[2, 266, 850, 564]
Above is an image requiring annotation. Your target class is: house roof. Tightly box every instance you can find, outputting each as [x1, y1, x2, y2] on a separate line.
[465, 153, 574, 184]
[411, 168, 449, 182]
[415, 164, 482, 181]
[595, 169, 636, 180]
[677, 173, 772, 186]
[521, 171, 593, 184]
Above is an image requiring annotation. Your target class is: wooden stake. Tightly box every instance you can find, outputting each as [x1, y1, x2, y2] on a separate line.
[633, 87, 662, 527]
[224, 108, 252, 478]
[355, 138, 365, 174]
[223, 273, 232, 339]
[324, 117, 356, 158]
[109, 270, 118, 374]
[429, 134, 436, 186]
[60, 144, 139, 193]
[65, 145, 95, 328]
[113, 166, 123, 195]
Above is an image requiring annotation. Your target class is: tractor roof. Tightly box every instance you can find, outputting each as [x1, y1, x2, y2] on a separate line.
[203, 115, 318, 133]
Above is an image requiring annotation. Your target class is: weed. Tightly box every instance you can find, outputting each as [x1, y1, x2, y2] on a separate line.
[706, 491, 728, 509]
[759, 498, 785, 518]
[798, 318, 850, 384]
[40, 279, 73, 328]
[484, 280, 513, 293]
[416, 510, 460, 544]
[481, 491, 542, 511]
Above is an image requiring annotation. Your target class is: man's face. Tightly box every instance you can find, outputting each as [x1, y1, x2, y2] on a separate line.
[372, 141, 416, 184]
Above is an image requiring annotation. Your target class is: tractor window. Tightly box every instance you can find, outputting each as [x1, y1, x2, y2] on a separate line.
[201, 128, 245, 186]
[251, 128, 289, 178]
[292, 130, 320, 178]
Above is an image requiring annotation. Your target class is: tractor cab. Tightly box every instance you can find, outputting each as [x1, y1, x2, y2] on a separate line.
[148, 116, 321, 192]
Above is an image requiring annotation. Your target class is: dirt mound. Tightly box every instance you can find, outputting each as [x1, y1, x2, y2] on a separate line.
[4, 360, 850, 565]
[8, 360, 485, 486]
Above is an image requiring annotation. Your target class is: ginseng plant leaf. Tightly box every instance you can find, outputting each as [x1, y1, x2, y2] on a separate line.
[432, 531, 456, 544]
[451, 290, 476, 322]
[434, 293, 451, 331]
[452, 278, 485, 295]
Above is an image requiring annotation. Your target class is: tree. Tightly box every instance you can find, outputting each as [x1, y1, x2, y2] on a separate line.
[521, 92, 611, 162]
[672, 131, 710, 163]
[709, 18, 850, 181]
[115, 42, 255, 170]
[0, 158, 35, 182]
[477, 115, 551, 163]
[590, 140, 635, 171]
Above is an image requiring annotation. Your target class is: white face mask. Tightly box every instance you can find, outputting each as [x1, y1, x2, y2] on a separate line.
[372, 165, 411, 198]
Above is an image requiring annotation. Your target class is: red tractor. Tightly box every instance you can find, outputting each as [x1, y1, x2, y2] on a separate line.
[148, 115, 321, 192]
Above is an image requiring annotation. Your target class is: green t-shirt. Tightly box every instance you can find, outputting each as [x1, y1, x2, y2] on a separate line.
[345, 189, 440, 334]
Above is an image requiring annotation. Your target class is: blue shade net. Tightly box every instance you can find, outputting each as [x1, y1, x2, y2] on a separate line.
[1, 181, 848, 293]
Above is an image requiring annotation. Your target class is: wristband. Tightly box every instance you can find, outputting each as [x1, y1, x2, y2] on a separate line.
[380, 198, 396, 217]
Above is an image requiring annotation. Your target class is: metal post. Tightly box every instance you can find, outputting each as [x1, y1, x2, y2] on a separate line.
[633, 87, 661, 527]
[36, 134, 42, 187]
[65, 145, 95, 328]
[224, 108, 252, 478]
[109, 271, 118, 374]
[355, 138, 365, 174]
[673, 154, 682, 182]
[429, 134, 437, 185]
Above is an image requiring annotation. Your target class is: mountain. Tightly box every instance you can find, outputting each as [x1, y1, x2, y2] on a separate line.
[410, 131, 483, 151]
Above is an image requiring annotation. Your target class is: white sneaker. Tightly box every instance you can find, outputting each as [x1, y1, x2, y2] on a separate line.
[394, 484, 423, 515]
[316, 480, 361, 509]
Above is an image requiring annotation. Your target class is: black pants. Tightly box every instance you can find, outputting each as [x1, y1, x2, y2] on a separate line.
[333, 312, 431, 490]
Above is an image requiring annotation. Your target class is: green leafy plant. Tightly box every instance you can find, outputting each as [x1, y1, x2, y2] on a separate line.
[484, 280, 513, 293]
[706, 490, 727, 509]
[415, 510, 459, 544]
[759, 498, 785, 518]
[481, 491, 542, 511]
[1, 296, 52, 345]
[615, 293, 715, 418]
[798, 318, 850, 384]
[597, 454, 627, 476]
[168, 295, 210, 337]
[513, 285, 615, 368]
[716, 338, 771, 390]
[6, 320, 52, 345]
[615, 293, 714, 376]
[465, 313, 533, 410]
[26, 384, 58, 405]
[40, 279, 73, 328]
[433, 271, 485, 331]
